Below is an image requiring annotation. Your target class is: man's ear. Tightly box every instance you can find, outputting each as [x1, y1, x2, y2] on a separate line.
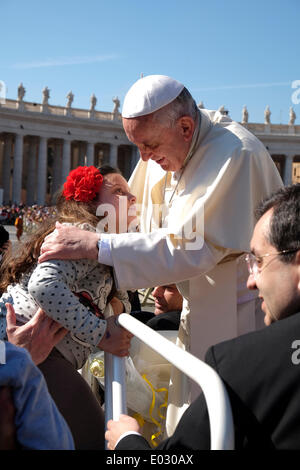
[176, 116, 195, 142]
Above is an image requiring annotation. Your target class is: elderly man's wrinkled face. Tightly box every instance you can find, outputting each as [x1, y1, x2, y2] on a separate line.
[123, 114, 194, 172]
[247, 209, 300, 325]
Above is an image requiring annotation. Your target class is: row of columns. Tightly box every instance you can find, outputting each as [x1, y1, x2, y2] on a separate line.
[3, 133, 297, 205]
[270, 152, 300, 186]
[0, 133, 136, 205]
[283, 153, 296, 185]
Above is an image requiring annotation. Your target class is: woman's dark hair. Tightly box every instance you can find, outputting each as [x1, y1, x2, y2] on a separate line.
[0, 165, 121, 292]
[255, 183, 300, 263]
[0, 225, 9, 249]
[97, 165, 121, 176]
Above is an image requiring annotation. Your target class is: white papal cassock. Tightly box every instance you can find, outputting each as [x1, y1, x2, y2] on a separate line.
[100, 108, 283, 436]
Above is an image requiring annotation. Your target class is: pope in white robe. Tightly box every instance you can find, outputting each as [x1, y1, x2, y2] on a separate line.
[97, 77, 283, 436]
[39, 75, 284, 437]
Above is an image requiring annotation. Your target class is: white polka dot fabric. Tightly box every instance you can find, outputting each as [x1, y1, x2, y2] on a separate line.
[0, 223, 131, 369]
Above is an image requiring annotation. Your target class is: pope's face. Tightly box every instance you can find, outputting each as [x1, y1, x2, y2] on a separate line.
[123, 115, 194, 172]
[247, 209, 300, 326]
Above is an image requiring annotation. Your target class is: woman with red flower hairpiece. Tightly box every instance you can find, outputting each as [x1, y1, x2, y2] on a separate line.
[0, 165, 137, 450]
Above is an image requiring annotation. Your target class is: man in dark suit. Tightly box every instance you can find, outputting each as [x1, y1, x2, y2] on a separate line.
[106, 183, 300, 450]
[131, 283, 182, 330]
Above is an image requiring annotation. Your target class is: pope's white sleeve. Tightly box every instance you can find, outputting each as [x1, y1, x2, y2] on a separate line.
[98, 233, 113, 266]
[100, 230, 229, 290]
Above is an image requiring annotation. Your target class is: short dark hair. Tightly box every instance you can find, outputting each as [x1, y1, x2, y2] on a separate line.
[255, 183, 300, 263]
[98, 165, 121, 177]
[0, 225, 9, 249]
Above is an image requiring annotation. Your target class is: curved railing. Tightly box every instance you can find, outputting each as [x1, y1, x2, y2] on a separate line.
[105, 313, 234, 450]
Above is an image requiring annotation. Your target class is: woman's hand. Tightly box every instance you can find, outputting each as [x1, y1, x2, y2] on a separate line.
[98, 315, 133, 356]
[38, 221, 99, 263]
[6, 304, 67, 365]
[110, 297, 125, 315]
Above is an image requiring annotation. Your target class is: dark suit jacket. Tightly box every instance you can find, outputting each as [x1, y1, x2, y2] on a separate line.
[117, 311, 300, 450]
[130, 310, 181, 330]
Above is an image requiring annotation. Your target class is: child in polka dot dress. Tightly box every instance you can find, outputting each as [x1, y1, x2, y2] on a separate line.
[0, 165, 138, 449]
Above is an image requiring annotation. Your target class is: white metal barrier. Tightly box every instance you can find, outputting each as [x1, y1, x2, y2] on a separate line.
[105, 313, 234, 450]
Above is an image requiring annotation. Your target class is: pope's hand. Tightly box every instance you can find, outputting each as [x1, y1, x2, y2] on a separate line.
[38, 221, 99, 263]
[6, 303, 67, 365]
[105, 415, 141, 450]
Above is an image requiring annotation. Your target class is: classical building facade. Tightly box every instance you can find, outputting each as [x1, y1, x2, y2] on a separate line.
[242, 119, 300, 187]
[0, 87, 139, 205]
[0, 89, 299, 206]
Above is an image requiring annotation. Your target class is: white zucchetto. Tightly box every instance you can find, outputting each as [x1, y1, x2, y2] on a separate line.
[122, 75, 185, 118]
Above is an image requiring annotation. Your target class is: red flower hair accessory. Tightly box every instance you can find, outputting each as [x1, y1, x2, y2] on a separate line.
[63, 166, 103, 202]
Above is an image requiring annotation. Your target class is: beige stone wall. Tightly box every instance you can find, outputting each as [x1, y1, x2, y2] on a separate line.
[1, 97, 299, 205]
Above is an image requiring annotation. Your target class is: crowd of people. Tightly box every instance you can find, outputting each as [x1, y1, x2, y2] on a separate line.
[0, 204, 57, 235]
[0, 74, 299, 452]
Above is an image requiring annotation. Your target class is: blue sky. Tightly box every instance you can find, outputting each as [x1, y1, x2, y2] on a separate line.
[1, 0, 299, 124]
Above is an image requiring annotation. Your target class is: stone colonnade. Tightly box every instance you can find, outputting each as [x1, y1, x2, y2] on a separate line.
[283, 153, 298, 185]
[1, 132, 299, 205]
[242, 122, 300, 186]
[0, 132, 138, 205]
[268, 152, 300, 186]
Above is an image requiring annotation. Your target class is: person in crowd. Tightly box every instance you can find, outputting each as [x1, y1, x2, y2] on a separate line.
[14, 213, 23, 242]
[37, 74, 283, 435]
[131, 284, 183, 330]
[0, 340, 74, 450]
[105, 184, 300, 450]
[0, 165, 135, 449]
